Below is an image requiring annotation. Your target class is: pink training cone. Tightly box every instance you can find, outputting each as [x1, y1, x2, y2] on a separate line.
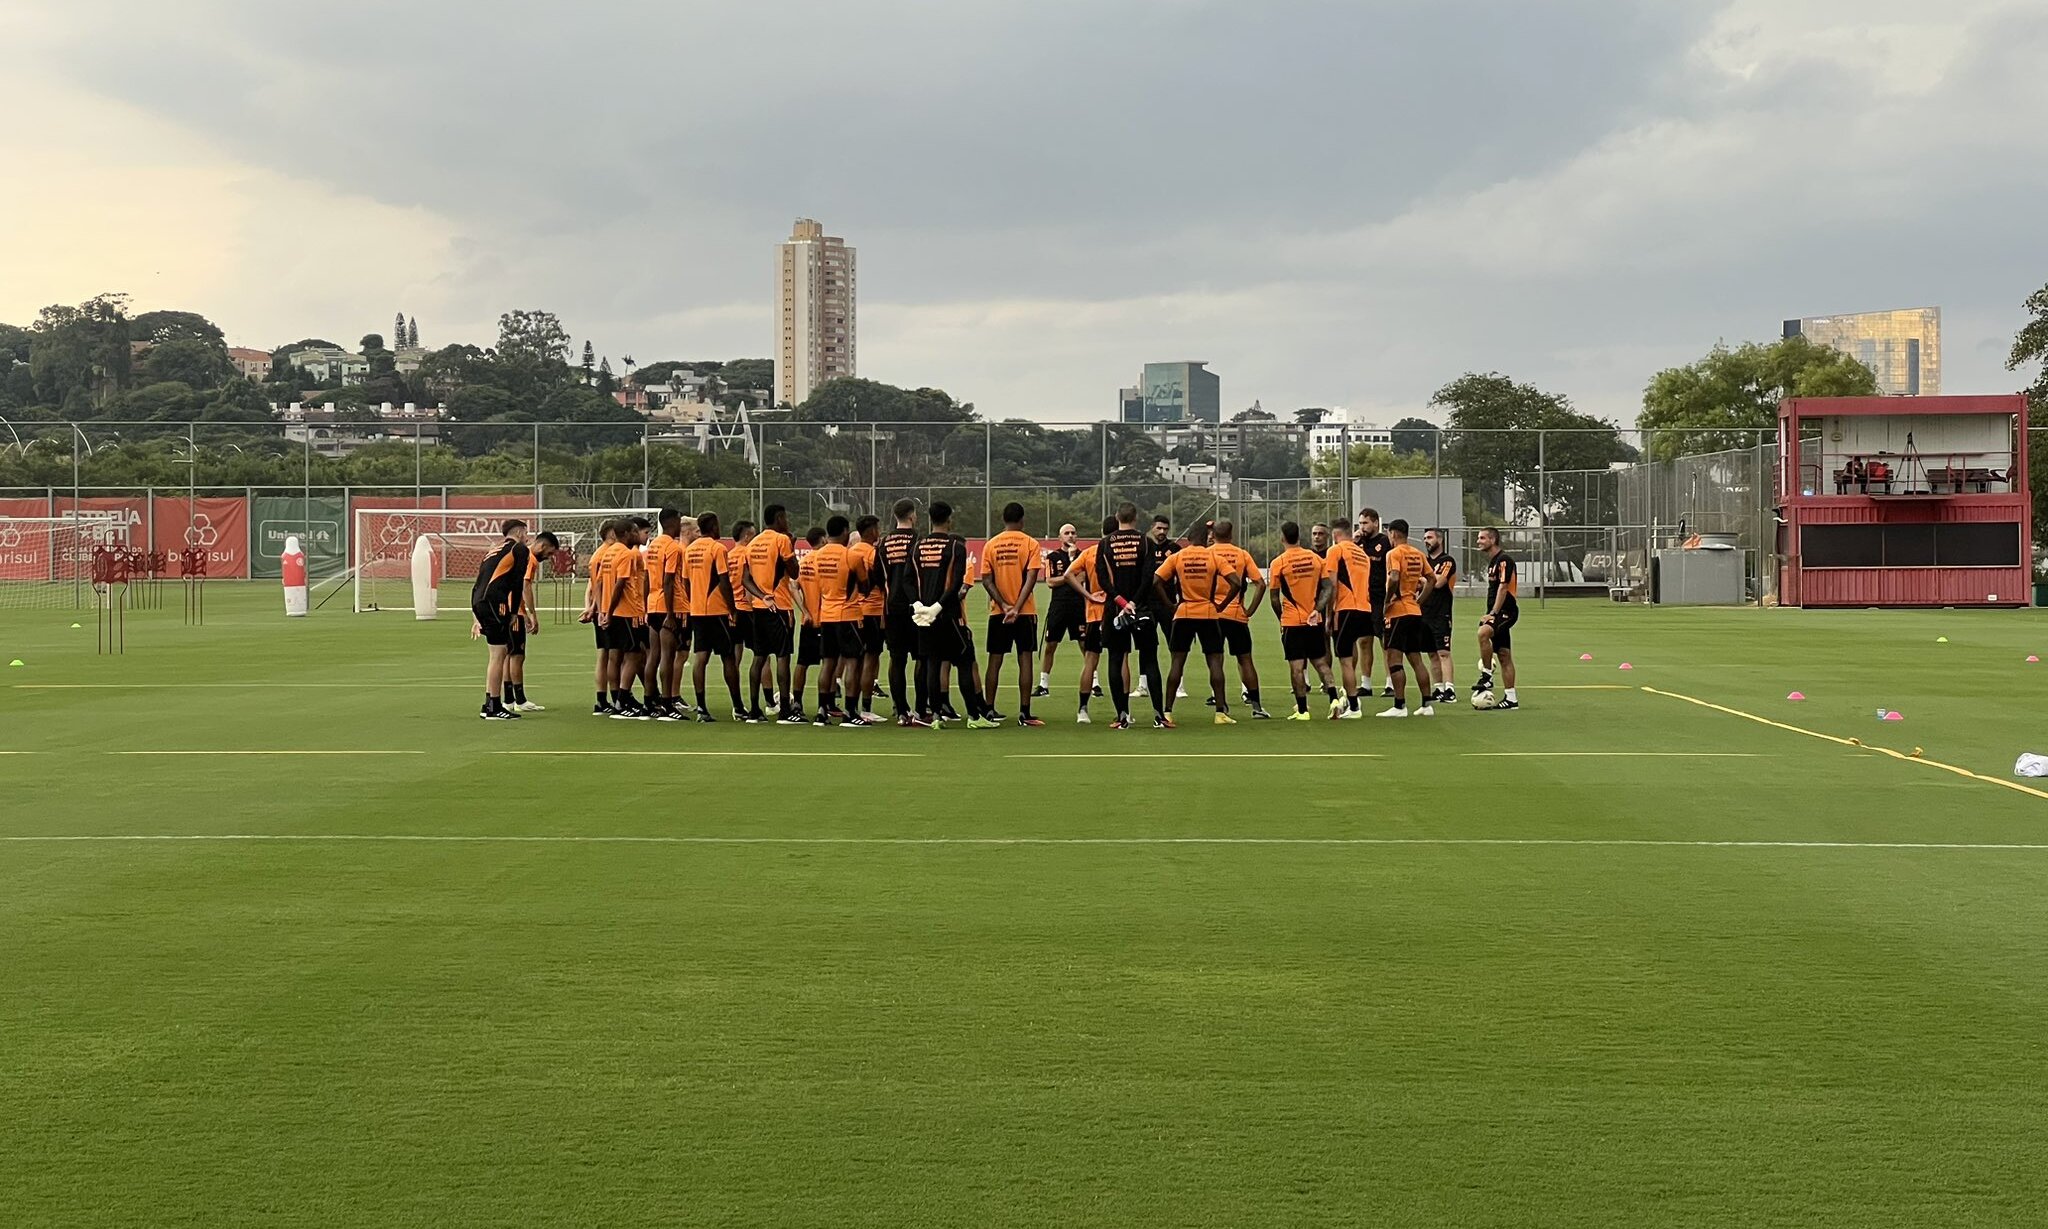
[1580, 653, 1593, 661]
[1618, 663, 1633, 671]
[1786, 692, 1805, 701]
[2029, 656, 2040, 663]
[1883, 711, 1905, 722]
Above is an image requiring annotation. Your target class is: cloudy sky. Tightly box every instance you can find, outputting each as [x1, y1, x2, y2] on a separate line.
[3, 0, 2043, 425]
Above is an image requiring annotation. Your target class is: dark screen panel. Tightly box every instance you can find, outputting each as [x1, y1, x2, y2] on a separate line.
[1884, 523, 1937, 566]
[1937, 522, 2020, 567]
[1801, 524, 1882, 568]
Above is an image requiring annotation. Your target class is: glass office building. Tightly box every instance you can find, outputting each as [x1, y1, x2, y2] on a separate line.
[1783, 307, 1940, 397]
[1120, 361, 1220, 424]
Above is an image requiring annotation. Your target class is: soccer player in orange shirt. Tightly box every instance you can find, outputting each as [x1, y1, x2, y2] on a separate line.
[684, 512, 747, 722]
[851, 516, 886, 722]
[788, 526, 826, 723]
[1376, 518, 1438, 718]
[1059, 517, 1113, 723]
[580, 519, 623, 717]
[1154, 530, 1239, 725]
[643, 509, 684, 720]
[743, 504, 799, 722]
[601, 516, 652, 719]
[1321, 524, 1375, 719]
[1207, 519, 1269, 719]
[1267, 521, 1341, 719]
[978, 501, 1047, 727]
[808, 515, 868, 725]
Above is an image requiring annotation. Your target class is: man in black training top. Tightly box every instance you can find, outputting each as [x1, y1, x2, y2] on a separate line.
[1139, 513, 1181, 701]
[912, 502, 996, 729]
[1422, 526, 1458, 704]
[1354, 508, 1392, 700]
[879, 498, 924, 726]
[471, 519, 534, 720]
[1036, 522, 1081, 698]
[1095, 503, 1168, 730]
[1475, 526, 1521, 711]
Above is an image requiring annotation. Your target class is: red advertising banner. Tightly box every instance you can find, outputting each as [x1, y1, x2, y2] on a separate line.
[0, 496, 55, 580]
[152, 496, 251, 578]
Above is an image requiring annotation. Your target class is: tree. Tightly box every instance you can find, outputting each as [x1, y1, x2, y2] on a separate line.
[1638, 335, 1878, 460]
[142, 338, 233, 389]
[1435, 372, 1634, 524]
[29, 294, 132, 412]
[1232, 404, 1276, 424]
[719, 358, 774, 392]
[394, 312, 406, 349]
[360, 333, 396, 378]
[2006, 284, 2048, 544]
[406, 317, 420, 348]
[131, 310, 225, 348]
[595, 357, 616, 399]
[273, 338, 340, 362]
[1390, 416, 1440, 459]
[1236, 433, 1308, 481]
[1293, 407, 1330, 426]
[1311, 444, 1434, 479]
[581, 340, 595, 381]
[496, 310, 572, 368]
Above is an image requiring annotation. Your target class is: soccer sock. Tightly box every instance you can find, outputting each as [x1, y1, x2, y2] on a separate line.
[483, 692, 497, 711]
[695, 685, 709, 711]
[1348, 693, 1360, 711]
[1039, 671, 1050, 689]
[1246, 688, 1260, 707]
[1296, 693, 1309, 713]
[596, 690, 608, 708]
[1079, 689, 1090, 712]
[1505, 687, 1518, 703]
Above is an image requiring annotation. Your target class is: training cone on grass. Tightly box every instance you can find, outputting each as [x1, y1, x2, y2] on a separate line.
[1884, 711, 1905, 722]
[7, 659, 21, 667]
[1618, 662, 1633, 671]
[2029, 656, 2040, 663]
[1936, 636, 1949, 643]
[1580, 653, 1593, 661]
[1787, 692, 1806, 701]
[69, 623, 80, 629]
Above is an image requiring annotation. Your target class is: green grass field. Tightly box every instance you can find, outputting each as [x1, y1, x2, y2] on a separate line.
[6, 585, 2048, 1226]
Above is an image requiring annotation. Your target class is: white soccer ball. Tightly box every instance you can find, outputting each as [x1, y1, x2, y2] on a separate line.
[1471, 690, 1497, 710]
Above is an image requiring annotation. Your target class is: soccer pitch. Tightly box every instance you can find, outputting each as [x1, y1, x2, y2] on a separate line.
[6, 588, 2048, 1227]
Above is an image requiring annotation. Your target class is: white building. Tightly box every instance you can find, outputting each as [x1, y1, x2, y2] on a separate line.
[775, 218, 857, 407]
[1308, 410, 1392, 459]
[1160, 459, 1232, 497]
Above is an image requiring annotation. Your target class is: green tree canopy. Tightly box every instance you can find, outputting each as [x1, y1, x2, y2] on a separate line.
[1390, 416, 1440, 458]
[132, 310, 225, 348]
[1435, 372, 1635, 524]
[142, 338, 234, 390]
[1638, 335, 1878, 460]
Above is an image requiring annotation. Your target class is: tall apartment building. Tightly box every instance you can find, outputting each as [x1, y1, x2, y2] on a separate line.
[1119, 361, 1220, 424]
[1783, 307, 1941, 396]
[775, 218, 857, 407]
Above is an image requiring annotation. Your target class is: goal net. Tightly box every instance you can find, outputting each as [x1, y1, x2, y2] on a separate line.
[352, 508, 653, 614]
[0, 515, 130, 610]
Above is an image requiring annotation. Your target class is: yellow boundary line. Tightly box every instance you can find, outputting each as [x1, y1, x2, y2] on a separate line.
[1639, 686, 2048, 803]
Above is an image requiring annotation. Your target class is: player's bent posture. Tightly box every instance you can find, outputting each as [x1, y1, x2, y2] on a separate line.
[1322, 521, 1373, 719]
[880, 499, 924, 725]
[1268, 521, 1341, 720]
[1376, 519, 1436, 718]
[787, 526, 827, 723]
[1422, 527, 1458, 704]
[1061, 517, 1113, 723]
[1207, 519, 1268, 718]
[503, 529, 559, 711]
[744, 504, 800, 722]
[915, 501, 996, 728]
[1037, 522, 1081, 697]
[1155, 528, 1238, 726]
[980, 502, 1047, 727]
[1096, 504, 1167, 729]
[684, 512, 748, 722]
[1475, 527, 1521, 711]
[472, 520, 535, 719]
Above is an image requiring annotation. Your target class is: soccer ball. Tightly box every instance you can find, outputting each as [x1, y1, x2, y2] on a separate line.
[1471, 690, 1497, 710]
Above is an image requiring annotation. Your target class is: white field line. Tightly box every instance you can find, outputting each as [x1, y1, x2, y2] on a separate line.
[115, 750, 426, 757]
[495, 750, 924, 758]
[1462, 752, 1766, 758]
[2, 834, 2046, 852]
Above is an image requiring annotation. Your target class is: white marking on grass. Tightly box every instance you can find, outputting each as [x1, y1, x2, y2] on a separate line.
[1462, 752, 1765, 758]
[494, 750, 924, 758]
[1007, 753, 1384, 760]
[114, 750, 426, 757]
[3, 834, 2046, 852]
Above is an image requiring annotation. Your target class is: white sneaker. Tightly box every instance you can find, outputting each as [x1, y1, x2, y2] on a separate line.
[1415, 704, 1435, 717]
[861, 710, 884, 724]
[1374, 706, 1409, 718]
[1176, 685, 1188, 698]
[1339, 707, 1363, 720]
[515, 701, 545, 712]
[1133, 685, 1148, 698]
[1076, 710, 1092, 724]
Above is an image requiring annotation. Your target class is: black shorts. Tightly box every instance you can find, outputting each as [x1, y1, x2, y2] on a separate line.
[885, 602, 919, 657]
[692, 617, 735, 657]
[731, 610, 754, 646]
[1485, 609, 1518, 653]
[823, 622, 865, 660]
[1281, 625, 1328, 662]
[473, 605, 512, 647]
[507, 623, 527, 657]
[1103, 617, 1158, 655]
[1079, 620, 1102, 655]
[1045, 601, 1085, 644]
[1385, 615, 1433, 655]
[916, 620, 977, 667]
[1219, 619, 1253, 658]
[598, 620, 636, 653]
[1332, 610, 1374, 657]
[646, 612, 668, 633]
[860, 615, 885, 656]
[1168, 617, 1223, 656]
[632, 623, 651, 652]
[1426, 616, 1453, 653]
[751, 610, 794, 657]
[797, 624, 823, 667]
[986, 614, 1039, 655]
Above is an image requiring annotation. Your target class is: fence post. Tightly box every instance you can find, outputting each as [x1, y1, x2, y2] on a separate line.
[869, 425, 878, 517]
[984, 422, 993, 539]
[1339, 424, 1349, 513]
[532, 423, 541, 508]
[1433, 427, 1442, 528]
[641, 423, 650, 508]
[1100, 424, 1109, 521]
[1537, 429, 1547, 607]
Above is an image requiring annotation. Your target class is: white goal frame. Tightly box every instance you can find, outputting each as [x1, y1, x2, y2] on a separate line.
[351, 507, 655, 613]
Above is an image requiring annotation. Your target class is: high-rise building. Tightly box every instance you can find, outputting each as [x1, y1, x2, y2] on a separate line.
[1120, 361, 1220, 423]
[1783, 307, 1940, 396]
[775, 219, 857, 407]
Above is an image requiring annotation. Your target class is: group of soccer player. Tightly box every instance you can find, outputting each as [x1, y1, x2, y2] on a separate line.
[470, 499, 1524, 726]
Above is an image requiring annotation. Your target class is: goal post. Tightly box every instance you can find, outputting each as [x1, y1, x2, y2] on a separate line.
[351, 507, 654, 614]
[0, 514, 128, 610]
